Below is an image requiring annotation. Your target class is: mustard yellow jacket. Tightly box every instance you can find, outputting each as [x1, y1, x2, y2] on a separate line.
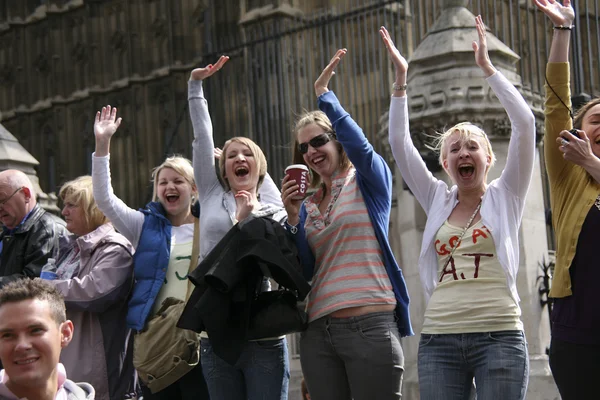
[545, 62, 600, 297]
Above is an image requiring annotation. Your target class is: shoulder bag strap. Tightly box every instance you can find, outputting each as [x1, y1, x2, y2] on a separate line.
[185, 217, 200, 301]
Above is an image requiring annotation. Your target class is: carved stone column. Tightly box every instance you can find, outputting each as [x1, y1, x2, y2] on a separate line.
[0, 124, 59, 214]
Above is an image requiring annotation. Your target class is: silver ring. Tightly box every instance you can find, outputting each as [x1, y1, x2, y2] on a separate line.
[561, 138, 569, 146]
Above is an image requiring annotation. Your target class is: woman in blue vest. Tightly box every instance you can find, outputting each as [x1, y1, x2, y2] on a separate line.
[91, 105, 207, 400]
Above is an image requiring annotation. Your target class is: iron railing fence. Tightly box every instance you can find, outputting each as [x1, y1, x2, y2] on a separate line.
[0, 0, 597, 204]
[200, 0, 406, 183]
[198, 0, 600, 184]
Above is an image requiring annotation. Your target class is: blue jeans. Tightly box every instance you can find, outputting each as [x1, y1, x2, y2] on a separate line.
[418, 331, 528, 400]
[200, 337, 289, 400]
[300, 312, 404, 400]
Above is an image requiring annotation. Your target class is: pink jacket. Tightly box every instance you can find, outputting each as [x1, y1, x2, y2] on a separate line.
[51, 224, 136, 400]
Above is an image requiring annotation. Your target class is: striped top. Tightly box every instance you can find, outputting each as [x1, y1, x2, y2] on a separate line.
[305, 168, 395, 321]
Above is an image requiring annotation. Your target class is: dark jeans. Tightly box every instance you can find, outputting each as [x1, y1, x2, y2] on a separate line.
[201, 337, 289, 400]
[549, 337, 600, 400]
[418, 331, 528, 400]
[300, 312, 404, 400]
[140, 362, 208, 400]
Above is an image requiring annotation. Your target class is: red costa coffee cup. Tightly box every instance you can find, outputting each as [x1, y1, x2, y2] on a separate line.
[285, 164, 309, 200]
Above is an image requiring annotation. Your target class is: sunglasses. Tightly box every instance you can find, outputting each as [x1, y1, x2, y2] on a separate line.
[298, 133, 333, 154]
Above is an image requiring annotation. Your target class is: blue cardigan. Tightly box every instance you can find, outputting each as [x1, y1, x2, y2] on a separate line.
[126, 202, 172, 331]
[292, 91, 413, 337]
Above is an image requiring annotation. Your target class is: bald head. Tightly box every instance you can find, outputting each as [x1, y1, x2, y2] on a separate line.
[0, 170, 35, 195]
[0, 170, 36, 229]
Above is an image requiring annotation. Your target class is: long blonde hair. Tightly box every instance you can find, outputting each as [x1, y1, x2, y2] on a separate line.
[292, 110, 352, 188]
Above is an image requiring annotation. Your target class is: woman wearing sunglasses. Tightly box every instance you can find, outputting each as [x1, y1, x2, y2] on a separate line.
[281, 49, 413, 400]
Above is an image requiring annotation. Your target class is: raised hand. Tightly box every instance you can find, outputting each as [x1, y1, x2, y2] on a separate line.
[94, 105, 122, 141]
[94, 106, 121, 157]
[533, 0, 574, 27]
[379, 26, 408, 78]
[214, 147, 223, 160]
[472, 15, 496, 77]
[189, 55, 229, 81]
[314, 48, 347, 97]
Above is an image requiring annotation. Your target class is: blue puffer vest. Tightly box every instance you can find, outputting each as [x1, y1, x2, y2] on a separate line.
[126, 202, 172, 331]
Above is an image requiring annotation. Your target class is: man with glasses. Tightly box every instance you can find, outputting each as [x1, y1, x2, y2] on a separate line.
[0, 170, 65, 289]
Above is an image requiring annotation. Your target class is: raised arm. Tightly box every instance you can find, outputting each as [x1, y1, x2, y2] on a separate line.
[472, 16, 535, 198]
[92, 106, 144, 247]
[535, 0, 600, 182]
[536, 0, 573, 64]
[380, 26, 445, 212]
[535, 0, 575, 182]
[189, 56, 229, 199]
[314, 49, 391, 199]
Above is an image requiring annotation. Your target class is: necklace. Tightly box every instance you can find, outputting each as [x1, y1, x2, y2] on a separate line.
[439, 199, 482, 281]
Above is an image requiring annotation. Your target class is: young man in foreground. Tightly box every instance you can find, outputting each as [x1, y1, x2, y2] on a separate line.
[0, 278, 94, 400]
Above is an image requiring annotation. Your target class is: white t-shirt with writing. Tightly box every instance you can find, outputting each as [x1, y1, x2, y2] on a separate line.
[422, 220, 523, 334]
[152, 223, 195, 314]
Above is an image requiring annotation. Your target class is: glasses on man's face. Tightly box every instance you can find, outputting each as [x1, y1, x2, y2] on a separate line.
[298, 133, 332, 155]
[0, 187, 23, 209]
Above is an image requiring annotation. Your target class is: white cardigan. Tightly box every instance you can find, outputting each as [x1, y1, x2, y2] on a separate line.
[388, 71, 536, 306]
